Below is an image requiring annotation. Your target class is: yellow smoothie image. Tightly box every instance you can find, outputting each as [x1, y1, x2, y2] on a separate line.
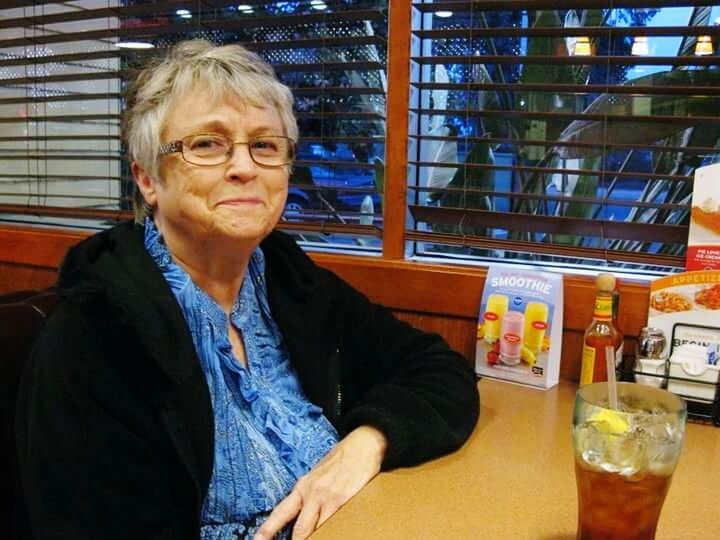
[523, 301, 549, 354]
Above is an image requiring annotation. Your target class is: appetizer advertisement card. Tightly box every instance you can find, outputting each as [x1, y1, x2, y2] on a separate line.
[687, 163, 720, 270]
[648, 270, 720, 358]
[475, 266, 563, 389]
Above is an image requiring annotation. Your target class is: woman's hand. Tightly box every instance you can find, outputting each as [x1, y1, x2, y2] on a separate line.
[254, 425, 387, 540]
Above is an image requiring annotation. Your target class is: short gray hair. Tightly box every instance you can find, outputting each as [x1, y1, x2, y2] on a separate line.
[123, 40, 298, 223]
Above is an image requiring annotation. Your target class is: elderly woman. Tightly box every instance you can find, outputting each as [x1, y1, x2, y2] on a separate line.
[16, 40, 478, 540]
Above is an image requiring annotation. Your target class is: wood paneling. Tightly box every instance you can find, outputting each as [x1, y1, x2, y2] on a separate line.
[0, 224, 86, 271]
[312, 252, 651, 334]
[0, 262, 57, 294]
[0, 224, 652, 381]
[0, 225, 86, 294]
[393, 310, 478, 363]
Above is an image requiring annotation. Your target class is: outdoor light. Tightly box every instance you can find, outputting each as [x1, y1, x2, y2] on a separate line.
[435, 11, 453, 18]
[115, 41, 154, 49]
[631, 36, 649, 56]
[237, 4, 253, 13]
[176, 9, 190, 16]
[695, 35, 713, 56]
[573, 36, 592, 56]
[310, 0, 327, 10]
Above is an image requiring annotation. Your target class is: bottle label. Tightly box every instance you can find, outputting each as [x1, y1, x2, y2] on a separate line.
[593, 297, 612, 320]
[580, 345, 596, 386]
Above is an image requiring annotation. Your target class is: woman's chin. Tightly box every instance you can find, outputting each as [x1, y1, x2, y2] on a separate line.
[212, 218, 273, 243]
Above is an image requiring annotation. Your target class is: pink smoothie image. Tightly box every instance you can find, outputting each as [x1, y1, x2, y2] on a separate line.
[500, 311, 524, 365]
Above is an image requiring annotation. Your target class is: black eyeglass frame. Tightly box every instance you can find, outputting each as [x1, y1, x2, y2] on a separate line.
[158, 134, 296, 167]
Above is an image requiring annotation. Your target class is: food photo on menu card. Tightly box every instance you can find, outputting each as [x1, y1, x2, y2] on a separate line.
[687, 163, 720, 271]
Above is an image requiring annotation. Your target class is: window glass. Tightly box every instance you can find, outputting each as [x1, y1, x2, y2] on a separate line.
[408, 2, 720, 273]
[0, 0, 387, 252]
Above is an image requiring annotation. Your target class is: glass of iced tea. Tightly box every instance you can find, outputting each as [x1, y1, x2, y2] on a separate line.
[572, 382, 686, 540]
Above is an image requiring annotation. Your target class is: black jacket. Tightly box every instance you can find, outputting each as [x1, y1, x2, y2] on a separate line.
[16, 221, 479, 539]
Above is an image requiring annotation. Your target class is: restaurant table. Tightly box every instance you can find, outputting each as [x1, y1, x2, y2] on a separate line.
[313, 378, 720, 539]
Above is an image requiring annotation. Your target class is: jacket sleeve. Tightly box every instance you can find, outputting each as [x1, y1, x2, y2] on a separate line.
[323, 269, 480, 470]
[16, 303, 183, 540]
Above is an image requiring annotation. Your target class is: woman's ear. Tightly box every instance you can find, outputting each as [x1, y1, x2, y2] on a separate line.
[132, 161, 158, 208]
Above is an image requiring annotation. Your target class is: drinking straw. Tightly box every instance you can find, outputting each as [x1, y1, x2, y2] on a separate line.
[605, 345, 619, 410]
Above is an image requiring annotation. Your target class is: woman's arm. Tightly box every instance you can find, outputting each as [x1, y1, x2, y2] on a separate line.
[326, 267, 480, 469]
[257, 260, 479, 540]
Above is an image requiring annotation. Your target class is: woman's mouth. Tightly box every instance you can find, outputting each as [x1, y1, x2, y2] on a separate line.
[217, 197, 262, 207]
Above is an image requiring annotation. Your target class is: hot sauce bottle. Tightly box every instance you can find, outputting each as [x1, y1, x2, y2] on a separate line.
[580, 273, 624, 385]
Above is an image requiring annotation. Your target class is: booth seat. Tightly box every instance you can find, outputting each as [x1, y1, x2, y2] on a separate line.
[1, 290, 59, 540]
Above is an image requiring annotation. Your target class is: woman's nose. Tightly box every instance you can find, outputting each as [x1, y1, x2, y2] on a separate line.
[225, 142, 257, 180]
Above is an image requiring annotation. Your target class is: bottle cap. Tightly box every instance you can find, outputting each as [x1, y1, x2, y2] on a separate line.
[596, 272, 616, 293]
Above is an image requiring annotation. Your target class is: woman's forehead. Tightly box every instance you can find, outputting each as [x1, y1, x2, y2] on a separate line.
[162, 87, 282, 137]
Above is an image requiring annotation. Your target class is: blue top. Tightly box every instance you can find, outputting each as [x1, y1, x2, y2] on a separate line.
[144, 220, 338, 539]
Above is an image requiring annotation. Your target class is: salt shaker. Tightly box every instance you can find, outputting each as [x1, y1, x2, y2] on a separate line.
[634, 327, 668, 388]
[637, 327, 667, 359]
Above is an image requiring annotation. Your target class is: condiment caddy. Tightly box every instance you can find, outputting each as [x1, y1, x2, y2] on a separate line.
[623, 269, 720, 425]
[623, 332, 719, 425]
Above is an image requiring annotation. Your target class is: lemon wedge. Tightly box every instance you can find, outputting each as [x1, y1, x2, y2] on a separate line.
[589, 409, 629, 434]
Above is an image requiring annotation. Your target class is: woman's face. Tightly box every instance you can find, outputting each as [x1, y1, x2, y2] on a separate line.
[141, 88, 289, 246]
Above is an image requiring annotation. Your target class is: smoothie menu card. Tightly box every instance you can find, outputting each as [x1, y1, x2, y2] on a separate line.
[475, 265, 563, 389]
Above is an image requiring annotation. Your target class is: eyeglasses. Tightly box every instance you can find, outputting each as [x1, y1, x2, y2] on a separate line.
[158, 134, 296, 167]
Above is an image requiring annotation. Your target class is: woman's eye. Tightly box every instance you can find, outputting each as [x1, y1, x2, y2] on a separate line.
[252, 140, 280, 152]
[190, 137, 225, 151]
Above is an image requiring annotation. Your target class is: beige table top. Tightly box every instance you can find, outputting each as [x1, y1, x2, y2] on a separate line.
[313, 379, 720, 540]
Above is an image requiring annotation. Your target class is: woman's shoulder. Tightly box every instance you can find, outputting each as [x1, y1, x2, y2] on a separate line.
[64, 220, 142, 260]
[262, 229, 310, 260]
[59, 221, 144, 286]
[264, 230, 381, 295]
[261, 230, 322, 286]
[26, 299, 105, 385]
